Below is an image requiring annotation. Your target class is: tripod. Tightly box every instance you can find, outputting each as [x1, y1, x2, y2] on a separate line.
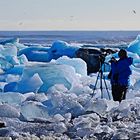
[91, 61, 111, 100]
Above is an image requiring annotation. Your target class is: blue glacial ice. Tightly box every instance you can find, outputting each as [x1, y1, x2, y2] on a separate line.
[0, 36, 140, 139]
[127, 35, 140, 55]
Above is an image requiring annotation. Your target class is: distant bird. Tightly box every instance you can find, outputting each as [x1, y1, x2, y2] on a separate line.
[18, 22, 23, 26]
[132, 10, 136, 14]
[70, 16, 74, 21]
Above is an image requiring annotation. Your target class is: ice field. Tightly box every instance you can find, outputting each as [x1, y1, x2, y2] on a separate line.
[0, 34, 140, 139]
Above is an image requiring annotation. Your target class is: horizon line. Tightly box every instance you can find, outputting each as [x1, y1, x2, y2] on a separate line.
[0, 30, 140, 32]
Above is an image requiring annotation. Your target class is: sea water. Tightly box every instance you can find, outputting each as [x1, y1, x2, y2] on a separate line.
[0, 31, 139, 46]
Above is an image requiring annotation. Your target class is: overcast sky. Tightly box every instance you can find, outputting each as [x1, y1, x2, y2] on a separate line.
[0, 0, 140, 30]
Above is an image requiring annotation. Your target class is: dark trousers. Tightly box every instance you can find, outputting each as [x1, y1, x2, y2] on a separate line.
[112, 84, 128, 102]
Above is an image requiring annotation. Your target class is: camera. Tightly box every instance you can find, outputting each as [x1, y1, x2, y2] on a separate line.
[109, 57, 117, 63]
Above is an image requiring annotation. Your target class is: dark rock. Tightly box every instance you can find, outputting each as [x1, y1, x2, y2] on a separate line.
[0, 121, 6, 128]
[75, 48, 102, 74]
[75, 47, 116, 74]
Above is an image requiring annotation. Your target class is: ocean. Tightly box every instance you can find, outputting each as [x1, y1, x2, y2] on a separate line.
[0, 31, 139, 47]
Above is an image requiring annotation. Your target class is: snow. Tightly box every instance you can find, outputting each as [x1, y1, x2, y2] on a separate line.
[0, 36, 140, 139]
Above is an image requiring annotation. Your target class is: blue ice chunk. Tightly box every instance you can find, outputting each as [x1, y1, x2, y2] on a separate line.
[20, 101, 49, 120]
[48, 40, 80, 60]
[0, 92, 26, 105]
[0, 104, 20, 118]
[0, 38, 19, 45]
[5, 56, 19, 65]
[0, 44, 17, 57]
[56, 56, 87, 76]
[5, 65, 24, 75]
[0, 57, 14, 71]
[42, 99, 53, 108]
[4, 82, 17, 92]
[16, 63, 80, 93]
[127, 35, 140, 55]
[18, 47, 50, 62]
[17, 73, 43, 93]
[18, 54, 28, 64]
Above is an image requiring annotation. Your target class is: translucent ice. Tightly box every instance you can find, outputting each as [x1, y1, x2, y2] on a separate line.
[56, 56, 87, 76]
[20, 101, 49, 121]
[127, 35, 140, 55]
[0, 104, 20, 118]
[48, 40, 80, 60]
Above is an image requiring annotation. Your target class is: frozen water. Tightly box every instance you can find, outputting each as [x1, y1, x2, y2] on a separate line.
[56, 56, 87, 76]
[127, 35, 140, 55]
[0, 92, 26, 105]
[0, 44, 17, 57]
[18, 62, 81, 93]
[17, 73, 43, 93]
[0, 36, 140, 139]
[20, 101, 49, 121]
[18, 54, 28, 64]
[18, 47, 50, 62]
[0, 38, 19, 45]
[48, 40, 80, 60]
[47, 84, 85, 116]
[0, 57, 14, 71]
[53, 122, 67, 133]
[4, 73, 43, 93]
[5, 74, 20, 83]
[0, 104, 20, 118]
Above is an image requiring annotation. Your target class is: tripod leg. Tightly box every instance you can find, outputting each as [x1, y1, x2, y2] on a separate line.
[100, 74, 103, 99]
[103, 76, 111, 100]
[91, 72, 100, 97]
[100, 71, 104, 99]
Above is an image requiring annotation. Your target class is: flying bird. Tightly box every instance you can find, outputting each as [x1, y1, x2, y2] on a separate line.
[70, 16, 74, 21]
[18, 22, 23, 26]
[132, 10, 136, 14]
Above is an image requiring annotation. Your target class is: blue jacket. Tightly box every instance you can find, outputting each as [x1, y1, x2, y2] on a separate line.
[110, 57, 133, 86]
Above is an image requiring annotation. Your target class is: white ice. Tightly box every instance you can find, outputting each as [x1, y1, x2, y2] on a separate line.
[0, 36, 140, 139]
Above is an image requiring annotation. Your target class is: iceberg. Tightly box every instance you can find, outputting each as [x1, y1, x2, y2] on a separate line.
[0, 104, 20, 118]
[0, 44, 17, 57]
[17, 62, 81, 93]
[20, 101, 49, 121]
[0, 38, 27, 50]
[47, 84, 85, 116]
[18, 54, 28, 64]
[0, 57, 14, 71]
[5, 65, 24, 75]
[0, 36, 140, 139]
[48, 40, 80, 61]
[4, 73, 43, 93]
[0, 38, 19, 45]
[0, 92, 26, 105]
[17, 73, 43, 93]
[18, 47, 50, 62]
[56, 56, 87, 76]
[127, 35, 140, 55]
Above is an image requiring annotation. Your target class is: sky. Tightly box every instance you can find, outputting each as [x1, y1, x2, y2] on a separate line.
[0, 0, 140, 31]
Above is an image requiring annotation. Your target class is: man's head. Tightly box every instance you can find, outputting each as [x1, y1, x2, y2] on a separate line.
[118, 49, 127, 59]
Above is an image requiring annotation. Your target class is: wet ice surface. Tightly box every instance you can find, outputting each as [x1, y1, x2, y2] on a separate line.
[0, 36, 140, 139]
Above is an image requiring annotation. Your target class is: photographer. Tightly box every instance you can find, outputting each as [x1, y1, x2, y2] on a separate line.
[108, 49, 133, 102]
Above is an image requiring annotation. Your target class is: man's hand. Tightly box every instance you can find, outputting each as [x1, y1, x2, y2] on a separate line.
[109, 57, 117, 63]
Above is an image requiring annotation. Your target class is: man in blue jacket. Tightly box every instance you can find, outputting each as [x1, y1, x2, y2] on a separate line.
[109, 49, 133, 102]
